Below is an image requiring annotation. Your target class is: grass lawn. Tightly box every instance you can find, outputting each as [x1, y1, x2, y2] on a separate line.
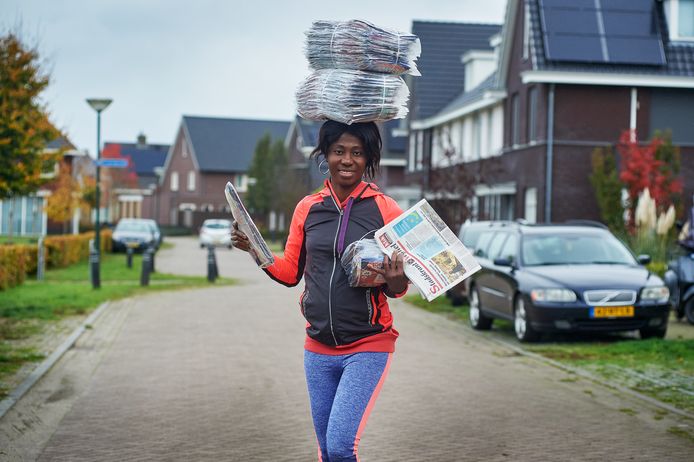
[403, 294, 694, 414]
[0, 236, 38, 245]
[0, 252, 235, 398]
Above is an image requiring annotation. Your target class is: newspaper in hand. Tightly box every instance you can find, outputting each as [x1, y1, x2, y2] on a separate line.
[224, 182, 275, 268]
[374, 199, 480, 301]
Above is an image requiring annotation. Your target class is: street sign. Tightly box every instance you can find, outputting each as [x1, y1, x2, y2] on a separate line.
[96, 158, 129, 168]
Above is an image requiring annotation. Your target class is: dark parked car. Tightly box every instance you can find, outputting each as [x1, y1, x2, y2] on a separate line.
[111, 218, 158, 252]
[447, 221, 513, 305]
[464, 222, 670, 342]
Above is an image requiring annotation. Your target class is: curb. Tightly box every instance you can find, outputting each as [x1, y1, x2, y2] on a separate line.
[481, 332, 694, 421]
[0, 301, 111, 420]
[404, 300, 694, 421]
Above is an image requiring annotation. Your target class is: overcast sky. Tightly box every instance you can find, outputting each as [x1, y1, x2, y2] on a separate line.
[2, 0, 507, 154]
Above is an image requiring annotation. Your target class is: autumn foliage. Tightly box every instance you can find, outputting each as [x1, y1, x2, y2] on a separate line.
[617, 129, 683, 229]
[0, 33, 61, 199]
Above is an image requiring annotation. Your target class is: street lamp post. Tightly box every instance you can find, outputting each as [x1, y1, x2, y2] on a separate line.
[86, 98, 112, 289]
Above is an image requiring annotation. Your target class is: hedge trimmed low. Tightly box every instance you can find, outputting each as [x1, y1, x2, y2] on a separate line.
[0, 230, 112, 291]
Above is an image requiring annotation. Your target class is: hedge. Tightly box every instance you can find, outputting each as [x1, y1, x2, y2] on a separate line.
[0, 230, 112, 291]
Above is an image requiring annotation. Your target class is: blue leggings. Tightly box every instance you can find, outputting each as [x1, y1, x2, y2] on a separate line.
[304, 351, 393, 462]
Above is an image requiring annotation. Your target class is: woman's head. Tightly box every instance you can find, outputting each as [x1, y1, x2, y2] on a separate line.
[310, 120, 382, 180]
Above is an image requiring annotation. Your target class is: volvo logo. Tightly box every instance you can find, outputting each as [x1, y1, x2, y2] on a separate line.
[583, 290, 636, 306]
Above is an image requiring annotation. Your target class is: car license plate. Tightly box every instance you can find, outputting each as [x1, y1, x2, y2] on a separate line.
[590, 306, 634, 318]
[126, 242, 140, 248]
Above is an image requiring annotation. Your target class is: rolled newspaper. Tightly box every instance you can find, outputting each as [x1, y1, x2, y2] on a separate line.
[224, 182, 274, 268]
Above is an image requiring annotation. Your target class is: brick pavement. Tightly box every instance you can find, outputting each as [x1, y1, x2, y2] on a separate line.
[1, 237, 692, 461]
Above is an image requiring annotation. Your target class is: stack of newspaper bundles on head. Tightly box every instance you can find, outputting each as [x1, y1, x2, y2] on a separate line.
[296, 19, 421, 124]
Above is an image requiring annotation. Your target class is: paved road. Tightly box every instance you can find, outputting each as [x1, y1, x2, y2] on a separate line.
[1, 237, 692, 461]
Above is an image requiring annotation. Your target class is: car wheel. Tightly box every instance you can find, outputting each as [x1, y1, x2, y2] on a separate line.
[685, 298, 694, 325]
[514, 296, 540, 343]
[639, 324, 667, 339]
[468, 286, 493, 330]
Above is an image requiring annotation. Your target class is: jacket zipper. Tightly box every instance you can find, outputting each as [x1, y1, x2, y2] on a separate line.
[365, 288, 373, 326]
[328, 193, 342, 345]
[300, 289, 308, 317]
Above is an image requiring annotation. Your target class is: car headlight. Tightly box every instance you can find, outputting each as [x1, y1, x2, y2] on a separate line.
[640, 286, 669, 303]
[530, 288, 577, 303]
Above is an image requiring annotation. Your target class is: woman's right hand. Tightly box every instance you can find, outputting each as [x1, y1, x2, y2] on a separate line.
[231, 222, 250, 252]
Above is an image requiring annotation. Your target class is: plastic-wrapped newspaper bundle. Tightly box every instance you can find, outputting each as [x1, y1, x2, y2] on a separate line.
[340, 239, 386, 287]
[296, 69, 410, 124]
[305, 20, 421, 76]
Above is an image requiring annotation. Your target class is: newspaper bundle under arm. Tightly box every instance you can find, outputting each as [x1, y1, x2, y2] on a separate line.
[374, 199, 480, 301]
[224, 182, 274, 268]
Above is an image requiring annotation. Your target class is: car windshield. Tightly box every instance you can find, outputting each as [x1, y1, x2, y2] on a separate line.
[116, 221, 150, 233]
[521, 233, 636, 266]
[204, 221, 231, 230]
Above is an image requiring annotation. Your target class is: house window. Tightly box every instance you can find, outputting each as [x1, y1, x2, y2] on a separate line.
[416, 131, 424, 170]
[472, 113, 482, 159]
[182, 141, 188, 158]
[171, 171, 179, 191]
[408, 132, 416, 172]
[187, 171, 196, 191]
[524, 187, 537, 224]
[482, 194, 515, 221]
[523, 1, 530, 60]
[511, 93, 520, 146]
[486, 110, 494, 157]
[527, 87, 538, 142]
[680, 0, 694, 38]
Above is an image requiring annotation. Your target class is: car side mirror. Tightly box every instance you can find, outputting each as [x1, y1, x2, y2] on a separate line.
[493, 257, 514, 267]
[637, 254, 651, 265]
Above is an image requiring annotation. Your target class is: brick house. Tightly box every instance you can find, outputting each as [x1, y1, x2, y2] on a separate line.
[156, 116, 290, 229]
[0, 136, 94, 236]
[101, 134, 169, 223]
[408, 0, 694, 227]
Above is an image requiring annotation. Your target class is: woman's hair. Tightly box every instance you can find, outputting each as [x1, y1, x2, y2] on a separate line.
[310, 120, 382, 180]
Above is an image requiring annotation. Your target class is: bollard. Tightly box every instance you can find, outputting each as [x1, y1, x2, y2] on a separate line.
[140, 248, 152, 286]
[126, 246, 134, 268]
[207, 245, 218, 282]
[89, 239, 100, 289]
[37, 236, 45, 281]
[149, 245, 156, 273]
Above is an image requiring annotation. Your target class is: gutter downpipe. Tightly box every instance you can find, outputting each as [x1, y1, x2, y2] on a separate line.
[544, 83, 555, 223]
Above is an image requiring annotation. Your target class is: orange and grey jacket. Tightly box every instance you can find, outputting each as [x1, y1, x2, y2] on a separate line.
[264, 180, 406, 355]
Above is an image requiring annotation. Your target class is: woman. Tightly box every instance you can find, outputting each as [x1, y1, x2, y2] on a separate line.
[232, 120, 409, 461]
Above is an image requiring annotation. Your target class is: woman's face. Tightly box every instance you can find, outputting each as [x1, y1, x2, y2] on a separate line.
[326, 132, 367, 192]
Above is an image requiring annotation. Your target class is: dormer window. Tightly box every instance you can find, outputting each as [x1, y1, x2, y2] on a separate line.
[679, 0, 694, 38]
[666, 0, 694, 41]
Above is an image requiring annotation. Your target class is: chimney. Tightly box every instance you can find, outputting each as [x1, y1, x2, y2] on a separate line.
[136, 132, 147, 149]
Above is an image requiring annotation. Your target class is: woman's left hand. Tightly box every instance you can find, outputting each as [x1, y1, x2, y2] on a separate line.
[381, 251, 409, 295]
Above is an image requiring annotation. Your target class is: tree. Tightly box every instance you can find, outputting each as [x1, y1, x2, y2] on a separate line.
[0, 32, 61, 237]
[589, 146, 625, 235]
[45, 160, 83, 233]
[0, 32, 61, 196]
[246, 133, 273, 218]
[617, 129, 682, 229]
[247, 134, 305, 237]
[426, 128, 501, 230]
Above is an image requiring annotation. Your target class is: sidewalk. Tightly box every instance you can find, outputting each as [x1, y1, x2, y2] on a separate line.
[1, 238, 692, 461]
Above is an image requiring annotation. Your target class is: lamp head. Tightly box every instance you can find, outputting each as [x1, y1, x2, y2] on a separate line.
[86, 98, 112, 112]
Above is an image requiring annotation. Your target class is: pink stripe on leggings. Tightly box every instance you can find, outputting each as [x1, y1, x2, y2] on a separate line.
[352, 352, 393, 461]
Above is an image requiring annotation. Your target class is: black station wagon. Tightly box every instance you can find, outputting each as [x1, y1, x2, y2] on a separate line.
[463, 222, 670, 342]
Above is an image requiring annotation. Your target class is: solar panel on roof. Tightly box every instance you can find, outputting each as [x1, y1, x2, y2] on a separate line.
[538, 0, 666, 66]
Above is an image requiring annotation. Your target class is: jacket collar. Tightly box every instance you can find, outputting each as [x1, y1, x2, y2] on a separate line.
[320, 179, 382, 207]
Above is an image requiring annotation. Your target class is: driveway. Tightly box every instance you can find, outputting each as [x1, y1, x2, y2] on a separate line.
[1, 237, 691, 461]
